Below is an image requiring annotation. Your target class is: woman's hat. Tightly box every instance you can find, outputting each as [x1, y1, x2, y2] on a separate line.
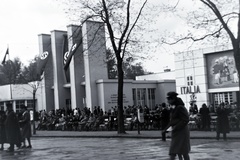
[167, 91, 178, 98]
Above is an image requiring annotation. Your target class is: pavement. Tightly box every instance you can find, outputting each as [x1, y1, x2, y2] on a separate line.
[32, 130, 240, 139]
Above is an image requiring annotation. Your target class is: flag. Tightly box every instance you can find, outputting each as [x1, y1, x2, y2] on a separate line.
[62, 34, 70, 82]
[63, 42, 78, 71]
[62, 34, 81, 82]
[2, 48, 9, 64]
[37, 50, 50, 77]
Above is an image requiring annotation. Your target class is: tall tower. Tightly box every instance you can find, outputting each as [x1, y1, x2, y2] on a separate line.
[51, 30, 70, 110]
[67, 25, 85, 109]
[82, 21, 108, 110]
[38, 34, 54, 112]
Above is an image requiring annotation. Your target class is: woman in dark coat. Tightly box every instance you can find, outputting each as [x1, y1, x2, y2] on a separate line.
[163, 92, 190, 160]
[0, 111, 7, 150]
[199, 103, 210, 131]
[5, 103, 22, 152]
[216, 102, 231, 140]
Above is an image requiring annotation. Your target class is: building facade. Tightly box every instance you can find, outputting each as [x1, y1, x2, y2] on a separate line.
[175, 47, 240, 109]
[0, 84, 43, 113]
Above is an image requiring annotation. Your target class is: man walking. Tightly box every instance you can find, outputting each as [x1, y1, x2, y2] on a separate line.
[162, 92, 190, 160]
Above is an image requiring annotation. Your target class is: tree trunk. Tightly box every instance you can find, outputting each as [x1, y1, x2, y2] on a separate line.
[117, 59, 126, 134]
[233, 45, 240, 108]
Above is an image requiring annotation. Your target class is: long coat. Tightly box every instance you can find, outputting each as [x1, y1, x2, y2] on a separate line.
[5, 110, 22, 145]
[19, 111, 32, 138]
[168, 98, 191, 155]
[216, 107, 230, 133]
[0, 112, 7, 144]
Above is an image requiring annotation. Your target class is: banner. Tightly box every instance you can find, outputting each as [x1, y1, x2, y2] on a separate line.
[62, 34, 70, 82]
[64, 43, 78, 71]
[37, 51, 50, 77]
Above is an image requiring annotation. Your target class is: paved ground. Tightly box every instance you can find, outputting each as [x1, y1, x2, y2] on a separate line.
[1, 130, 240, 160]
[0, 138, 240, 160]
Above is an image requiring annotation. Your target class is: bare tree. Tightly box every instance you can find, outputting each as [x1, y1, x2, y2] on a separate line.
[163, 0, 240, 105]
[61, 0, 149, 133]
[21, 57, 43, 134]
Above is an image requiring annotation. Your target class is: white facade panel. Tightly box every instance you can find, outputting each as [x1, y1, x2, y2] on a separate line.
[194, 57, 205, 67]
[194, 66, 205, 76]
[175, 61, 184, 70]
[184, 68, 194, 76]
[195, 75, 207, 85]
[175, 70, 185, 78]
[176, 77, 185, 86]
[184, 59, 194, 68]
[175, 52, 184, 61]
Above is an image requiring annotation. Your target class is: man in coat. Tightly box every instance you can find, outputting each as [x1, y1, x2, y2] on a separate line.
[5, 103, 22, 152]
[216, 102, 231, 140]
[0, 111, 7, 150]
[19, 105, 32, 148]
[162, 92, 190, 160]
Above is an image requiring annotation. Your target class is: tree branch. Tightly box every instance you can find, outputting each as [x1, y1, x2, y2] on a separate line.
[122, 0, 148, 58]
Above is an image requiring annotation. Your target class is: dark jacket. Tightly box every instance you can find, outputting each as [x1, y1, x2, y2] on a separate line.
[161, 108, 170, 130]
[216, 107, 230, 133]
[19, 110, 32, 138]
[5, 110, 21, 145]
[0, 112, 7, 144]
[167, 98, 191, 155]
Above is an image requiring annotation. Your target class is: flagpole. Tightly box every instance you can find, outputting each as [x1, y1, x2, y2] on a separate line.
[7, 45, 12, 101]
[7, 44, 10, 61]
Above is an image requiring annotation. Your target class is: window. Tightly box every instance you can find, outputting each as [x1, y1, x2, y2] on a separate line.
[213, 92, 233, 106]
[0, 102, 4, 111]
[27, 100, 34, 110]
[132, 89, 136, 104]
[148, 88, 155, 110]
[16, 100, 25, 113]
[187, 76, 193, 86]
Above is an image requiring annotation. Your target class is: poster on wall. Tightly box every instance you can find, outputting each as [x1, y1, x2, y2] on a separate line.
[206, 51, 239, 89]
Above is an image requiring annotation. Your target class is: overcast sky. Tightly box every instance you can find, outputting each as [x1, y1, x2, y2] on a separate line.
[0, 0, 231, 73]
[0, 0, 181, 73]
[0, 0, 68, 64]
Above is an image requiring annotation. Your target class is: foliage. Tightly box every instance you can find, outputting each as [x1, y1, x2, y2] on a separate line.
[21, 56, 41, 83]
[0, 56, 41, 86]
[0, 58, 22, 85]
[107, 49, 145, 79]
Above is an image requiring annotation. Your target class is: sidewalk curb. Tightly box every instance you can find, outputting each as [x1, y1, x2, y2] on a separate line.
[32, 130, 240, 139]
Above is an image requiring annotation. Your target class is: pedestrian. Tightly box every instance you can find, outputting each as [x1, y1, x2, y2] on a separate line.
[19, 105, 32, 148]
[162, 91, 190, 160]
[199, 103, 210, 131]
[216, 102, 231, 140]
[161, 102, 170, 141]
[5, 103, 22, 152]
[0, 110, 7, 150]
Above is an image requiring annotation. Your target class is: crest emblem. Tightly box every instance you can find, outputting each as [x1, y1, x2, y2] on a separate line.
[40, 51, 49, 60]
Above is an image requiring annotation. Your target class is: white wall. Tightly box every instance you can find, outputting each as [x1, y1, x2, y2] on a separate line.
[175, 50, 209, 110]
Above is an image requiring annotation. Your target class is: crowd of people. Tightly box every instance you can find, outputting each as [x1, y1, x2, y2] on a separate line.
[35, 105, 164, 132]
[0, 97, 239, 154]
[0, 104, 32, 152]
[33, 101, 240, 134]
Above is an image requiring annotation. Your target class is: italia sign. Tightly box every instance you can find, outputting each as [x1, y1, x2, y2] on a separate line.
[180, 85, 200, 94]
